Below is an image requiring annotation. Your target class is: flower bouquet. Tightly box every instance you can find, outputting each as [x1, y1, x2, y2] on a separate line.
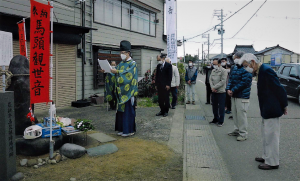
[74, 119, 95, 132]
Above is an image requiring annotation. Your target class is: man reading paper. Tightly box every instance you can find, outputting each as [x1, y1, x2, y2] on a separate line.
[101, 40, 138, 137]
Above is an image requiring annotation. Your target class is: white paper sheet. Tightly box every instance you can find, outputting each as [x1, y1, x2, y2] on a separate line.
[98, 59, 112, 73]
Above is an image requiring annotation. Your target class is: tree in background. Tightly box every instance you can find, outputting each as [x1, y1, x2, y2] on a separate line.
[184, 54, 199, 63]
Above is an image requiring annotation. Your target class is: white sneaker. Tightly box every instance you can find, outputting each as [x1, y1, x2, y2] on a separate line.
[121, 133, 135, 137]
[117, 132, 123, 136]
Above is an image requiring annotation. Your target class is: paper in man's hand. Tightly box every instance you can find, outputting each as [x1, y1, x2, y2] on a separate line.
[98, 59, 112, 73]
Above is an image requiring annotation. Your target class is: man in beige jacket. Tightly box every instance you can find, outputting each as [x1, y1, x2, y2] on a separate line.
[209, 58, 227, 127]
[165, 58, 180, 109]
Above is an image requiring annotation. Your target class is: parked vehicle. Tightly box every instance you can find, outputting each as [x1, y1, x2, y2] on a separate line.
[277, 63, 300, 104]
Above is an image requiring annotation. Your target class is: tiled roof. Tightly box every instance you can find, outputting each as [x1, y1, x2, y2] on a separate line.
[233, 45, 256, 54]
[210, 54, 227, 60]
[254, 45, 293, 55]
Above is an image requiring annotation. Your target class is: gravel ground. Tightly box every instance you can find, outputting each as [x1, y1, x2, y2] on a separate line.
[35, 104, 174, 144]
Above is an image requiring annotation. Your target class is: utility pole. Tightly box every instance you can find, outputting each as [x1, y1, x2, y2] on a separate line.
[198, 48, 200, 71]
[214, 9, 225, 58]
[208, 34, 210, 62]
[183, 36, 186, 63]
[221, 9, 224, 58]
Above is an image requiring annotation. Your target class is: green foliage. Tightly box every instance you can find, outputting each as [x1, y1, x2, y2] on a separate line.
[184, 54, 199, 63]
[138, 97, 158, 108]
[75, 119, 95, 132]
[152, 95, 158, 103]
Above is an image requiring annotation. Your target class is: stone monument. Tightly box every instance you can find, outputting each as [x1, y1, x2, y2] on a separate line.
[0, 91, 16, 181]
[6, 55, 32, 135]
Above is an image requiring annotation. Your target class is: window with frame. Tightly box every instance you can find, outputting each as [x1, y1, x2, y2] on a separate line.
[94, 50, 122, 88]
[94, 0, 156, 36]
[281, 66, 291, 76]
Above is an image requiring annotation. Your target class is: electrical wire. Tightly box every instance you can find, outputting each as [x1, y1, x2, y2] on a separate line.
[186, 0, 254, 41]
[231, 0, 267, 38]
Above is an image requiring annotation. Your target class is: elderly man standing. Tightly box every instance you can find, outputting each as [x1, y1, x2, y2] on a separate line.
[209, 58, 227, 127]
[165, 58, 180, 109]
[155, 54, 173, 117]
[246, 53, 288, 170]
[185, 60, 198, 105]
[226, 51, 252, 141]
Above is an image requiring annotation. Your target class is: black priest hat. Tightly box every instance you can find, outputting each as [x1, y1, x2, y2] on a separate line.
[120, 40, 131, 52]
[160, 53, 167, 58]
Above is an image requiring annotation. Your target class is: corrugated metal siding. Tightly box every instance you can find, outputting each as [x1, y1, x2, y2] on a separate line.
[141, 49, 160, 76]
[56, 44, 76, 108]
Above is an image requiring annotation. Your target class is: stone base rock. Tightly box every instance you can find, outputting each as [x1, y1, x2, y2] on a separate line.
[16, 135, 63, 156]
[60, 143, 86, 159]
[27, 159, 38, 167]
[11, 172, 24, 181]
[20, 159, 28, 166]
[86, 143, 118, 157]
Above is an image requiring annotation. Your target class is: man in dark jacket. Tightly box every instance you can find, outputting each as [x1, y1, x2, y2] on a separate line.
[226, 53, 253, 141]
[248, 54, 288, 170]
[204, 63, 213, 104]
[185, 60, 198, 105]
[155, 54, 173, 117]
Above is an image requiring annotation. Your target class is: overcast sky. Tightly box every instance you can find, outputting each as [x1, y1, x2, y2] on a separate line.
[177, 0, 300, 58]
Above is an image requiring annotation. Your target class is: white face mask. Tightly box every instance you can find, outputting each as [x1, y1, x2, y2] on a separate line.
[158, 61, 163, 64]
[213, 65, 219, 69]
[120, 54, 127, 60]
[245, 66, 253, 73]
[221, 62, 226, 66]
[111, 66, 116, 69]
[234, 58, 240, 64]
[189, 63, 193, 66]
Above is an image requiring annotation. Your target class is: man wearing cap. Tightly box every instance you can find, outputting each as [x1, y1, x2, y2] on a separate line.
[103, 40, 138, 137]
[155, 54, 173, 117]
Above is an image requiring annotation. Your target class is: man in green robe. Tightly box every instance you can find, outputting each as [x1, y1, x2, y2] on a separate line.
[104, 40, 138, 137]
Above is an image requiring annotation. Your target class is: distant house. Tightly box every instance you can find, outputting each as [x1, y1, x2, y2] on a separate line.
[254, 45, 293, 64]
[233, 45, 256, 54]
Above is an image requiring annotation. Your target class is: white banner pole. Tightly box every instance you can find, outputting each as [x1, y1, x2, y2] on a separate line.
[49, 1, 54, 159]
[166, 0, 177, 64]
[23, 18, 28, 57]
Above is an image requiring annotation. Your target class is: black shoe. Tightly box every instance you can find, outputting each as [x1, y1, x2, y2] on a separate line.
[156, 112, 164, 116]
[228, 116, 233, 120]
[171, 106, 176, 109]
[205, 102, 210, 104]
[163, 113, 168, 117]
[258, 163, 279, 170]
[209, 120, 217, 124]
[255, 157, 265, 163]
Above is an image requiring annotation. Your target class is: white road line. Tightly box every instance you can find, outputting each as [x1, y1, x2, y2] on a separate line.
[198, 80, 205, 84]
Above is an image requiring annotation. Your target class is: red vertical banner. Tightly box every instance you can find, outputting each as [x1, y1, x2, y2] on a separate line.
[30, 0, 51, 104]
[18, 21, 27, 57]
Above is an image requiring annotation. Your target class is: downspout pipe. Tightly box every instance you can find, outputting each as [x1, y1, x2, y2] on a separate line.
[81, 1, 86, 100]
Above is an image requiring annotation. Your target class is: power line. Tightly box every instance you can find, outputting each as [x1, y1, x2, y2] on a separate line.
[231, 0, 267, 38]
[186, 0, 254, 41]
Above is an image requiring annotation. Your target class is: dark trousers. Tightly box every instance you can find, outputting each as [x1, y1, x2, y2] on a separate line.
[212, 93, 226, 124]
[158, 87, 170, 113]
[225, 93, 232, 111]
[170, 87, 178, 107]
[206, 84, 212, 103]
[109, 94, 117, 110]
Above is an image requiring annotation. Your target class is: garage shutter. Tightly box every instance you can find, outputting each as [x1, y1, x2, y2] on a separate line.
[56, 44, 76, 108]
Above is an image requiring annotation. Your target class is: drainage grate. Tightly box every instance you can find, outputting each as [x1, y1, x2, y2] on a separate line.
[185, 115, 206, 120]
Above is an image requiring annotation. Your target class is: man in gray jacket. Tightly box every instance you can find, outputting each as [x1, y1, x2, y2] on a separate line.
[185, 60, 198, 105]
[209, 58, 227, 127]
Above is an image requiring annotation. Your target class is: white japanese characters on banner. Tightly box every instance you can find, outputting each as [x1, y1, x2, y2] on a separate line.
[166, 0, 177, 64]
[0, 31, 13, 66]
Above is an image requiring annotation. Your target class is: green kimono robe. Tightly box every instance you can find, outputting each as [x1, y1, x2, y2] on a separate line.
[105, 58, 138, 112]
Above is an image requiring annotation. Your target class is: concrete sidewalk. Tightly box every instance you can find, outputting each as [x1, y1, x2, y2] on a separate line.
[183, 86, 231, 181]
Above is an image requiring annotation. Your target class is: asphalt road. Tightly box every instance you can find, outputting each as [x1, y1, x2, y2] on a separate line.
[196, 74, 300, 181]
